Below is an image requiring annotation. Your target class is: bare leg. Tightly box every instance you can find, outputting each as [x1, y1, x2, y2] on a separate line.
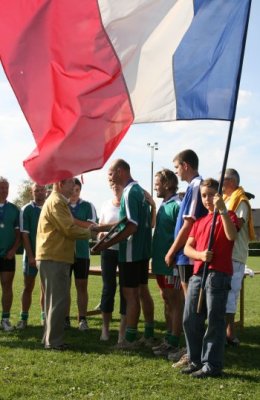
[0, 271, 15, 313]
[101, 312, 112, 340]
[139, 284, 154, 324]
[75, 278, 88, 319]
[21, 275, 36, 313]
[123, 287, 140, 328]
[118, 314, 127, 343]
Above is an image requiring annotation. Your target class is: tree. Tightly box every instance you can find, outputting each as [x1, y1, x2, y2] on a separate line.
[13, 179, 33, 209]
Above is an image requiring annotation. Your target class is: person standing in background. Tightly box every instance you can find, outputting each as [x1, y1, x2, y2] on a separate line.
[222, 169, 255, 346]
[0, 177, 20, 331]
[17, 183, 46, 329]
[98, 183, 127, 343]
[66, 178, 97, 331]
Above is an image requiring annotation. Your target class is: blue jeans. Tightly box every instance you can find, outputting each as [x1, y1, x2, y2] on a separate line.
[183, 271, 231, 373]
[100, 249, 126, 315]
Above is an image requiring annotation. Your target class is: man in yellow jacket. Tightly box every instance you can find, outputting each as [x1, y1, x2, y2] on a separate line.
[36, 178, 94, 350]
[222, 169, 255, 346]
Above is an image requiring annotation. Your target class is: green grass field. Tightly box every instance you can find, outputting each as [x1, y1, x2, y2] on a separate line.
[0, 256, 259, 400]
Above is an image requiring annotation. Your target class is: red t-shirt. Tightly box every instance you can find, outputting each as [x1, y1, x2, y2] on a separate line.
[189, 211, 239, 275]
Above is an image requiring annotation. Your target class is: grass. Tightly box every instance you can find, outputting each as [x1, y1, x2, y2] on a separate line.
[0, 256, 259, 400]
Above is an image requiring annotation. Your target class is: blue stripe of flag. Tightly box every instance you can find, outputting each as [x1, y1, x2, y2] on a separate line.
[174, 0, 251, 121]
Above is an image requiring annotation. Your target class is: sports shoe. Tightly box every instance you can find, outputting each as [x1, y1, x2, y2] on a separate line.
[79, 319, 89, 331]
[172, 353, 189, 368]
[45, 343, 69, 351]
[16, 320, 27, 330]
[1, 319, 14, 332]
[152, 338, 167, 352]
[114, 339, 140, 350]
[191, 368, 222, 379]
[138, 336, 159, 348]
[168, 347, 187, 362]
[64, 318, 71, 329]
[153, 342, 176, 357]
[181, 362, 202, 375]
[226, 336, 240, 347]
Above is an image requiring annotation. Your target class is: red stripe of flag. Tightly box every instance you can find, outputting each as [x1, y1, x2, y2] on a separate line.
[0, 0, 133, 184]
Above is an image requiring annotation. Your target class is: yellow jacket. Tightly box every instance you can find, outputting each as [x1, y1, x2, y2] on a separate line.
[36, 191, 91, 264]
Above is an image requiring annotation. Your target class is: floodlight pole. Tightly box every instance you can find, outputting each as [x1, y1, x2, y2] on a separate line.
[147, 142, 159, 197]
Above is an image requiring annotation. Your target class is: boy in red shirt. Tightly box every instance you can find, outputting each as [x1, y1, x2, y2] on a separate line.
[182, 178, 238, 378]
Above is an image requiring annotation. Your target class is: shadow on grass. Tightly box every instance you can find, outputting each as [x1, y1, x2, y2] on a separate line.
[0, 323, 259, 369]
[0, 324, 157, 359]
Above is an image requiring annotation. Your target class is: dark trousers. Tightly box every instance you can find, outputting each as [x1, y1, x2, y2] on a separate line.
[100, 249, 126, 315]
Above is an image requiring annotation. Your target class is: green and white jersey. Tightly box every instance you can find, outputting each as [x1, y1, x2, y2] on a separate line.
[0, 201, 20, 257]
[152, 197, 180, 275]
[20, 201, 42, 255]
[119, 181, 151, 262]
[69, 199, 97, 259]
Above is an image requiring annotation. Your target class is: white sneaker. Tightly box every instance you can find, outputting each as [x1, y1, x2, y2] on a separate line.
[172, 353, 189, 368]
[79, 319, 89, 331]
[1, 319, 14, 332]
[16, 320, 27, 330]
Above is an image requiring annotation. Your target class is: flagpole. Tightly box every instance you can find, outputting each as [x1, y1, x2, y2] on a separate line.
[197, 0, 252, 313]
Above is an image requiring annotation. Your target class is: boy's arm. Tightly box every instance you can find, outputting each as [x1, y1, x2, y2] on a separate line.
[165, 217, 194, 266]
[214, 194, 238, 241]
[184, 237, 213, 262]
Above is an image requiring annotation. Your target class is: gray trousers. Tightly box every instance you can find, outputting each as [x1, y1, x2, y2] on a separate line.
[38, 260, 70, 348]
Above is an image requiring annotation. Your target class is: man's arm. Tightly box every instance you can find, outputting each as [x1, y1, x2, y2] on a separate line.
[165, 217, 194, 267]
[92, 221, 137, 253]
[74, 218, 97, 229]
[6, 229, 21, 259]
[22, 232, 36, 267]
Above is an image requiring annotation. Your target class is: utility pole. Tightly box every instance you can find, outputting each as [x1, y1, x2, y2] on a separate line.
[147, 142, 159, 197]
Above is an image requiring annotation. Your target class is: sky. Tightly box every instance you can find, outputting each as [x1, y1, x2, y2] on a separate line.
[0, 1, 260, 215]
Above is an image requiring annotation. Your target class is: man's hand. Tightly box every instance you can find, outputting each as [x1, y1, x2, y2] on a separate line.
[28, 256, 37, 268]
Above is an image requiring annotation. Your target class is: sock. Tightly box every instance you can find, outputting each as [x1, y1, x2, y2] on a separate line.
[125, 327, 137, 342]
[144, 322, 154, 339]
[20, 312, 29, 321]
[167, 334, 180, 347]
[165, 330, 172, 343]
[2, 312, 10, 320]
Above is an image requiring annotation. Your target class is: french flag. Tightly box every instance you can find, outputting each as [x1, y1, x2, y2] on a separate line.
[0, 0, 251, 184]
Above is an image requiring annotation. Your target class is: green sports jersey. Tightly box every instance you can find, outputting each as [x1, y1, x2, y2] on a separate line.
[20, 201, 42, 255]
[119, 181, 151, 262]
[69, 199, 97, 259]
[0, 201, 20, 257]
[152, 197, 180, 275]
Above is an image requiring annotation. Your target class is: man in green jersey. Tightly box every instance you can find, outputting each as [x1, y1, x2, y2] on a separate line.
[66, 178, 97, 331]
[151, 169, 184, 358]
[93, 159, 154, 349]
[17, 183, 46, 329]
[0, 177, 20, 331]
